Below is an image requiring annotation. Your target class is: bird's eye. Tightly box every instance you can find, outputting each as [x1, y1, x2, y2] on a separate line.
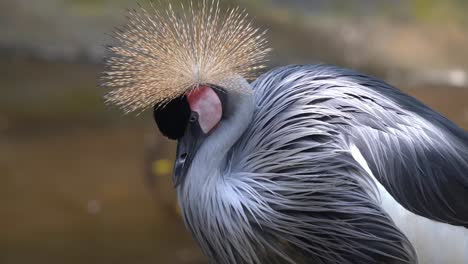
[189, 112, 198, 123]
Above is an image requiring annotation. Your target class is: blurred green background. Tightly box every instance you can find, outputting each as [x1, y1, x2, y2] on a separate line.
[2, 0, 468, 263]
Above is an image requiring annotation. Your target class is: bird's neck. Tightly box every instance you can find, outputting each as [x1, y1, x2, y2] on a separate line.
[185, 90, 255, 184]
[176, 90, 256, 261]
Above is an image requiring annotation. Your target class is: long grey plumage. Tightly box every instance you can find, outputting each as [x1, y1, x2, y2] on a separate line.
[251, 65, 468, 227]
[178, 64, 468, 263]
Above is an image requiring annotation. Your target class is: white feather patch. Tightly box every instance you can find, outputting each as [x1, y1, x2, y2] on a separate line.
[350, 144, 468, 264]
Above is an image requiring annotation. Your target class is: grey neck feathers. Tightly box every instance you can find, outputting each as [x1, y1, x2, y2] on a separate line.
[184, 90, 255, 186]
[176, 89, 256, 262]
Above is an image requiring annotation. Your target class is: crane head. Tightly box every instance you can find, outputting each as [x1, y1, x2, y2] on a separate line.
[101, 0, 270, 185]
[153, 84, 228, 184]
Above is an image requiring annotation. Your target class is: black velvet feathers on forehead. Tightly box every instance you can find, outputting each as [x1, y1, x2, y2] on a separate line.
[153, 96, 190, 140]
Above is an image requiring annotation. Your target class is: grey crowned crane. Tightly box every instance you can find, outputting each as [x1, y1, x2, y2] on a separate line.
[102, 1, 468, 263]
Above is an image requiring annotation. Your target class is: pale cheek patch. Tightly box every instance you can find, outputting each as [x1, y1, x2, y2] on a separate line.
[187, 86, 222, 133]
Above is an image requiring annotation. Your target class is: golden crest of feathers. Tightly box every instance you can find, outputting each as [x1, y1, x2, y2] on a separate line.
[102, 0, 271, 113]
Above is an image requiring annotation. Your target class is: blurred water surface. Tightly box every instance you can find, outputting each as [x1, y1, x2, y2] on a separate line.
[1, 58, 204, 264]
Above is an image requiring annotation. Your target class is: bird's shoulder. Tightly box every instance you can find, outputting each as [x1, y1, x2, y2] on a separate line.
[244, 64, 468, 228]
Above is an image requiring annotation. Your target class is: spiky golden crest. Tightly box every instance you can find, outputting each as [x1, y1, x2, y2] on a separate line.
[102, 0, 271, 113]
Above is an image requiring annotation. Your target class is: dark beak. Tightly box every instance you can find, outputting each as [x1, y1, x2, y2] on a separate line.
[173, 112, 206, 187]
